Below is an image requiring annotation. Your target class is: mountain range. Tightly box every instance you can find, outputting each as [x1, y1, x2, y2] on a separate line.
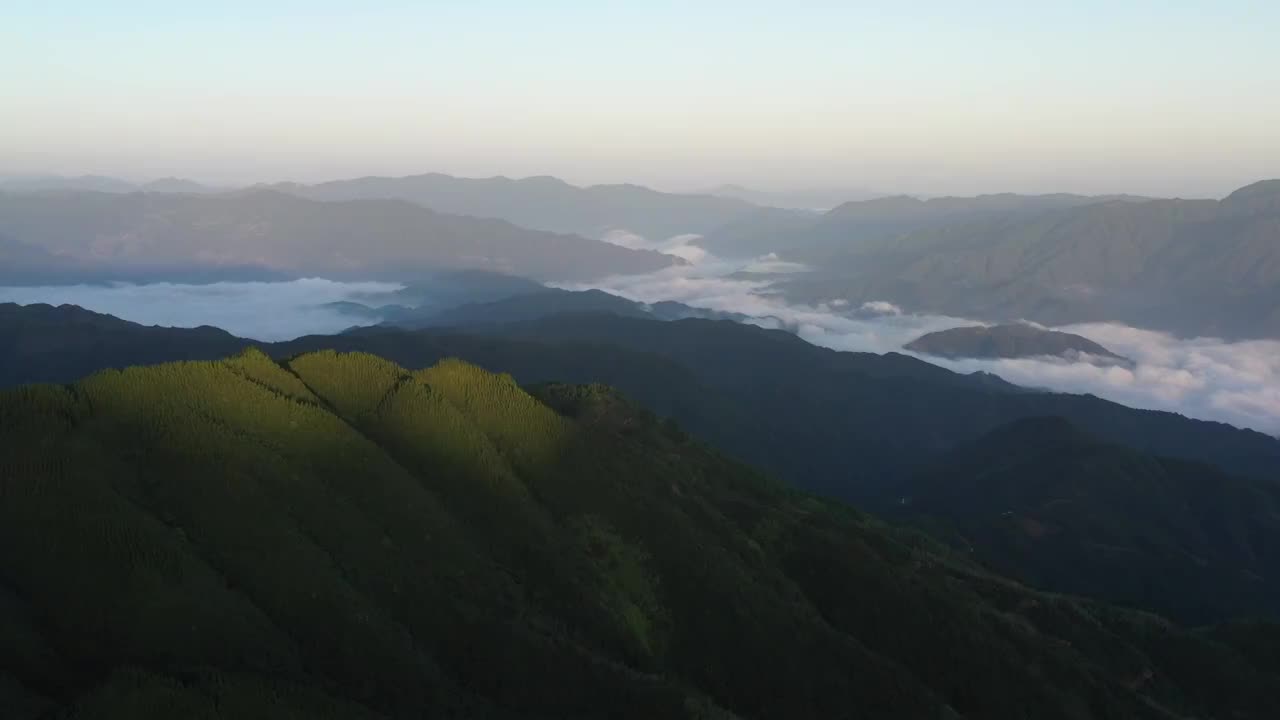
[0, 174, 224, 194]
[4, 295, 1280, 630]
[7, 172, 1276, 340]
[2, 349, 1278, 718]
[695, 191, 1147, 258]
[263, 173, 759, 240]
[6, 297, 1278, 492]
[326, 287, 749, 330]
[0, 190, 676, 283]
[1, 171, 771, 242]
[700, 184, 881, 210]
[758, 180, 1280, 339]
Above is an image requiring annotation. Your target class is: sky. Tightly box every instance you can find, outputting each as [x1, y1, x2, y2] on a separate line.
[3, 1, 1279, 196]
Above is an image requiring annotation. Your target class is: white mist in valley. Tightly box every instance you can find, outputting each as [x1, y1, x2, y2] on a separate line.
[5, 236, 1278, 436]
[575, 232, 1280, 437]
[0, 278, 403, 342]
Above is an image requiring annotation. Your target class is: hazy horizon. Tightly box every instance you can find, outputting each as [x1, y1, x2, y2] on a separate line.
[6, 2, 1278, 198]
[0, 168, 1269, 203]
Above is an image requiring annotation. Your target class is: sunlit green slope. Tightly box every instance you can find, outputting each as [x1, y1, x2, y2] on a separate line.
[1, 350, 1277, 719]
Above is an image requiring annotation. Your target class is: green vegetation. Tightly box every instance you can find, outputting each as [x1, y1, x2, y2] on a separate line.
[8, 303, 1280, 498]
[1, 352, 1278, 718]
[894, 417, 1280, 625]
[6, 302, 1280, 630]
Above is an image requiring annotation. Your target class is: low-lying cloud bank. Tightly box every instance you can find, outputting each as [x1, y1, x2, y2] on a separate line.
[0, 278, 402, 341]
[561, 233, 1280, 437]
[4, 235, 1277, 437]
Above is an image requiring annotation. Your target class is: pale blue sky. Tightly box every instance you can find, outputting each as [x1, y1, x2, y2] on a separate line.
[3, 1, 1277, 195]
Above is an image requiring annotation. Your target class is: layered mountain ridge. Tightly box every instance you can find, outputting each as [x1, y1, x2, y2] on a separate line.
[0, 190, 677, 284]
[2, 350, 1278, 718]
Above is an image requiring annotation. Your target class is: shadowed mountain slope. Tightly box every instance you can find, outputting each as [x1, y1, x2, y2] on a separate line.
[894, 417, 1280, 624]
[2, 352, 1278, 718]
[3, 302, 1279, 497]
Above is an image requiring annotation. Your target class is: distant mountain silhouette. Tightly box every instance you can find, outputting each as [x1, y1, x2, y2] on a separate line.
[906, 323, 1132, 366]
[0, 189, 677, 283]
[694, 206, 823, 257]
[0, 174, 138, 193]
[322, 270, 554, 324]
[0, 175, 221, 194]
[139, 176, 223, 193]
[698, 191, 1136, 256]
[771, 180, 1280, 339]
[701, 183, 882, 210]
[264, 172, 758, 240]
[361, 288, 748, 329]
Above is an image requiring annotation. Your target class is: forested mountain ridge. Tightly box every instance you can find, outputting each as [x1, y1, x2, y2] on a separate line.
[469, 313, 1280, 488]
[4, 302, 1279, 494]
[0, 303, 245, 387]
[776, 180, 1280, 339]
[894, 417, 1280, 625]
[2, 351, 1279, 718]
[0, 189, 676, 283]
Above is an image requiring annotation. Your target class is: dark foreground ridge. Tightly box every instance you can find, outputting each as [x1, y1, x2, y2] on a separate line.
[895, 417, 1280, 625]
[6, 302, 1280, 495]
[1, 350, 1278, 718]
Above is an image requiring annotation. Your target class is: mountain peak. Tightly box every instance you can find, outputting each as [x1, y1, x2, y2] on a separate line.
[1222, 179, 1280, 212]
[1225, 178, 1280, 198]
[904, 324, 1131, 366]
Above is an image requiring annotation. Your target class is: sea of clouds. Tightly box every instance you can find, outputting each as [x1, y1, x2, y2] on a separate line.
[580, 232, 1280, 436]
[3, 237, 1278, 436]
[0, 278, 403, 341]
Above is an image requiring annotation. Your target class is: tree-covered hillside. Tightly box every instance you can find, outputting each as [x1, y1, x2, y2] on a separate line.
[3, 303, 1279, 493]
[2, 351, 1278, 718]
[894, 417, 1280, 625]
